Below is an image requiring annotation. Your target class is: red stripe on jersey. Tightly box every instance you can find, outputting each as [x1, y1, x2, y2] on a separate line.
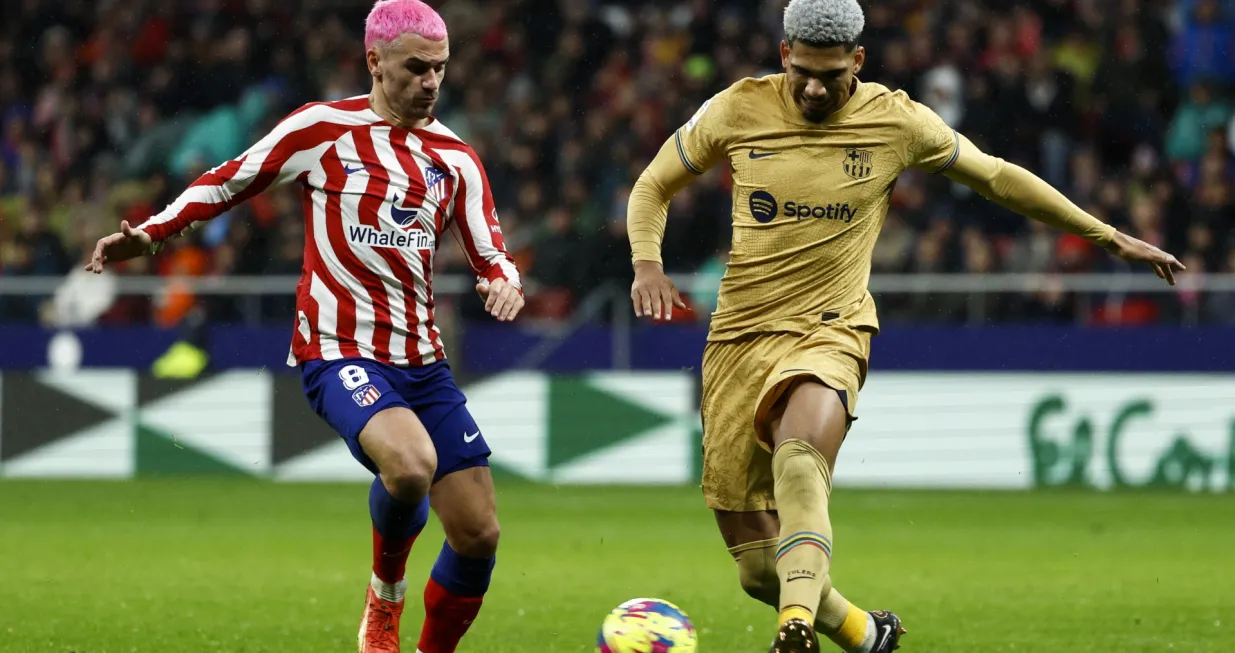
[416, 130, 510, 285]
[406, 136, 454, 359]
[300, 185, 359, 358]
[392, 131, 429, 218]
[420, 245, 444, 361]
[351, 127, 426, 363]
[433, 169, 454, 235]
[412, 135, 456, 236]
[320, 144, 394, 362]
[457, 145, 509, 254]
[446, 172, 490, 280]
[291, 270, 320, 363]
[388, 130, 438, 361]
[189, 156, 246, 190]
[415, 130, 467, 232]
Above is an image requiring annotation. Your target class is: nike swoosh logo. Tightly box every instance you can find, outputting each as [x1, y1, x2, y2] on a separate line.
[344, 164, 380, 175]
[876, 624, 892, 649]
[748, 150, 777, 159]
[463, 430, 480, 443]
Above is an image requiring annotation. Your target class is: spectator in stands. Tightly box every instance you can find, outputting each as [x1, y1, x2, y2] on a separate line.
[1170, 0, 1235, 88]
[0, 0, 1231, 327]
[1167, 82, 1232, 161]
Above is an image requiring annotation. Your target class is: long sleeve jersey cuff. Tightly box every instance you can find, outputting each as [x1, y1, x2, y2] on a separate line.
[945, 134, 1116, 248]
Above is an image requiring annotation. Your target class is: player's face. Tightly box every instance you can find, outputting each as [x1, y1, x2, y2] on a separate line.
[781, 41, 865, 123]
[368, 33, 449, 122]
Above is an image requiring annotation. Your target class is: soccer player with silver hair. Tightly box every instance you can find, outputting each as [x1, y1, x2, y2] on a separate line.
[627, 0, 1184, 651]
[87, 1, 521, 651]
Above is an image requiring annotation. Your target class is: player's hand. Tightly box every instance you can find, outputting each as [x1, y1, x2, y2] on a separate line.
[631, 260, 686, 321]
[1104, 231, 1186, 286]
[84, 220, 153, 273]
[476, 278, 524, 322]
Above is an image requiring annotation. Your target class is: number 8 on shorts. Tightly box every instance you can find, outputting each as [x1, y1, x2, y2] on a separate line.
[339, 364, 370, 390]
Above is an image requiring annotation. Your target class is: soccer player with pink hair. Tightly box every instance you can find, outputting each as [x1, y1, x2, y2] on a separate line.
[86, 2, 520, 651]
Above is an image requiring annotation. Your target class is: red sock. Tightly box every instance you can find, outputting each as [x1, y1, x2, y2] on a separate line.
[372, 525, 418, 585]
[416, 577, 485, 653]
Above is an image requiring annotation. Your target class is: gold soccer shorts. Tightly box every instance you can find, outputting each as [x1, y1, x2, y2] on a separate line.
[699, 323, 871, 512]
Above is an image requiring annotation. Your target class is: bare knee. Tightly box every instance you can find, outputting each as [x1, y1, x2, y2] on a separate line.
[446, 516, 500, 558]
[767, 380, 847, 464]
[431, 466, 500, 558]
[378, 439, 437, 505]
[382, 454, 436, 504]
[361, 408, 438, 504]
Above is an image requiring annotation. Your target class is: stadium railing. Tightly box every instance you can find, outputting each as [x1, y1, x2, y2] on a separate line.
[2, 272, 1229, 329]
[3, 272, 1230, 297]
[0, 273, 1231, 371]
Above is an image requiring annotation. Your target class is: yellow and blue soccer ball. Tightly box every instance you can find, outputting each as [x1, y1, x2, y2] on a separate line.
[596, 598, 698, 652]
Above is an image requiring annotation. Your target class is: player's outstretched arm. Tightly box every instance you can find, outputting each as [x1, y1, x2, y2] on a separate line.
[942, 134, 1185, 285]
[628, 135, 699, 321]
[84, 103, 339, 273]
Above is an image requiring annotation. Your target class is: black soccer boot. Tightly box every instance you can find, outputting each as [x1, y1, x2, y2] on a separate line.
[768, 618, 819, 653]
[869, 610, 907, 652]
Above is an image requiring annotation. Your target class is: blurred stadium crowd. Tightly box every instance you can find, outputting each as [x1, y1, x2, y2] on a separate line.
[1, 0, 1233, 326]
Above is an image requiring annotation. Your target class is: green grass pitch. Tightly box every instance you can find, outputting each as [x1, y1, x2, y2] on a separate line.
[1, 480, 1232, 652]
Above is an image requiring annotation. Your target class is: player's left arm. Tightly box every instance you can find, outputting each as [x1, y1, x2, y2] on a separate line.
[449, 148, 524, 322]
[942, 135, 1185, 284]
[897, 93, 1185, 285]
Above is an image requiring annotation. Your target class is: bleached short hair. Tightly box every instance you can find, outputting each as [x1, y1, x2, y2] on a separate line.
[784, 0, 865, 49]
[365, 0, 448, 51]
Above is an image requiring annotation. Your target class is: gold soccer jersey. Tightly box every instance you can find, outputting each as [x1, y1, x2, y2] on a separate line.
[670, 74, 959, 341]
[628, 73, 1118, 511]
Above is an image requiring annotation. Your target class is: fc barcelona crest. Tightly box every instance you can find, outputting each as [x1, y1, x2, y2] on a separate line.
[843, 148, 874, 179]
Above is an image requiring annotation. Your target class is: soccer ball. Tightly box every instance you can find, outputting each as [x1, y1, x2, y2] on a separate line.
[596, 598, 698, 652]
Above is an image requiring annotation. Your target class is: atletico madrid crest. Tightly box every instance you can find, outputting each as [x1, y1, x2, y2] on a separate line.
[843, 148, 874, 179]
[352, 384, 382, 407]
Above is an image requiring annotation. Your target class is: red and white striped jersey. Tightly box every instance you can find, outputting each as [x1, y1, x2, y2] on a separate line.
[140, 96, 520, 368]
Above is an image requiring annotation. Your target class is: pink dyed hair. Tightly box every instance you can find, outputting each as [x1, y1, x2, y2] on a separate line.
[365, 0, 448, 51]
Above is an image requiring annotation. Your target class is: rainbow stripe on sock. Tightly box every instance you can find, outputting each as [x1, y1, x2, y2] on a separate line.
[776, 531, 833, 561]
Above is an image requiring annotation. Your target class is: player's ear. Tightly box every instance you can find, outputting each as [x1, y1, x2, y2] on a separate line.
[367, 47, 382, 78]
[852, 46, 865, 75]
[780, 40, 791, 68]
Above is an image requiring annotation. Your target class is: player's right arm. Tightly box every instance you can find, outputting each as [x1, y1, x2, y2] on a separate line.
[86, 103, 336, 273]
[628, 93, 733, 320]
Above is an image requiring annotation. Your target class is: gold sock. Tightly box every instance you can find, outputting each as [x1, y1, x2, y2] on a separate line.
[729, 533, 870, 649]
[772, 439, 833, 626]
[818, 587, 871, 652]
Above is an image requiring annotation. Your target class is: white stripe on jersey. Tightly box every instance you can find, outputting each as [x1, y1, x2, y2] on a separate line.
[309, 271, 342, 360]
[306, 170, 377, 360]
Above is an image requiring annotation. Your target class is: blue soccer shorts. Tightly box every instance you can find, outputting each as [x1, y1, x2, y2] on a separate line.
[300, 358, 491, 481]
